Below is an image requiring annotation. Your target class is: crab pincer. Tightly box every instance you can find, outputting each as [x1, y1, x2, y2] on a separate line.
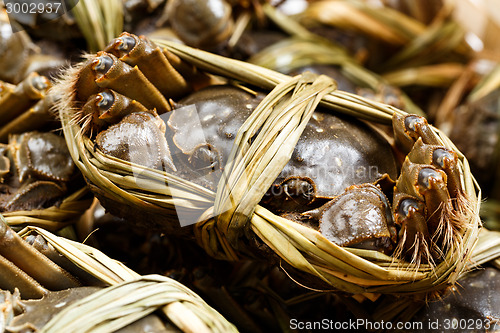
[392, 113, 470, 264]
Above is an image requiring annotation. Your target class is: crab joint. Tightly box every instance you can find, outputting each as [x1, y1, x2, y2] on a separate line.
[105, 32, 191, 99]
[393, 194, 434, 263]
[188, 144, 222, 172]
[90, 52, 171, 114]
[0, 220, 80, 296]
[393, 113, 440, 153]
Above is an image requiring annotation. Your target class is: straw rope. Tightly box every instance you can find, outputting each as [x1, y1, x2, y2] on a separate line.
[39, 275, 237, 333]
[2, 187, 93, 231]
[12, 225, 237, 333]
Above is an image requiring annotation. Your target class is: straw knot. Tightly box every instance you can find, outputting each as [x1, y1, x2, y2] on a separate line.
[211, 72, 337, 249]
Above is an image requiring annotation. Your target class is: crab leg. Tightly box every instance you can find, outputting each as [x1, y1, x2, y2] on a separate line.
[392, 193, 434, 263]
[91, 52, 171, 114]
[81, 89, 148, 135]
[0, 144, 9, 181]
[392, 113, 471, 263]
[0, 81, 15, 99]
[0, 73, 50, 125]
[0, 220, 80, 293]
[408, 138, 463, 202]
[0, 93, 58, 143]
[0, 254, 47, 299]
[393, 113, 440, 152]
[105, 32, 191, 99]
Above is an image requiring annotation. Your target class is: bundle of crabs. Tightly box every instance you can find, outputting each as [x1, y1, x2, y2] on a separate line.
[54, 32, 480, 295]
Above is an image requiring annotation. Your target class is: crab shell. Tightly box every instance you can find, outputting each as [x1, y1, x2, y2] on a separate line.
[0, 132, 75, 213]
[166, 0, 234, 50]
[167, 85, 399, 252]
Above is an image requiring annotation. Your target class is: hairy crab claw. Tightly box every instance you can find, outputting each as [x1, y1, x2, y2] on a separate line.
[391, 113, 471, 265]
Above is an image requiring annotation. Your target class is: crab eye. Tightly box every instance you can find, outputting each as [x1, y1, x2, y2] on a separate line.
[418, 168, 443, 189]
[432, 148, 454, 168]
[92, 55, 114, 74]
[96, 90, 115, 111]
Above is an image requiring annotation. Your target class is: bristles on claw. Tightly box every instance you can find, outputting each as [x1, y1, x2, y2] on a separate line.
[393, 229, 436, 273]
[402, 195, 473, 270]
[50, 53, 96, 132]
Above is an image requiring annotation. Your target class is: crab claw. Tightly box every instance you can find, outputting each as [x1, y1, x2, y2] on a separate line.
[95, 112, 176, 172]
[0, 73, 50, 125]
[0, 220, 80, 299]
[81, 89, 148, 136]
[396, 159, 452, 244]
[90, 52, 171, 114]
[393, 193, 436, 264]
[392, 113, 440, 153]
[408, 138, 464, 206]
[309, 184, 396, 254]
[0, 144, 9, 181]
[392, 113, 471, 264]
[105, 32, 191, 99]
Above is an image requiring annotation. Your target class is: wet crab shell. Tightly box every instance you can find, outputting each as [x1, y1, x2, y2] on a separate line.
[169, 84, 398, 200]
[167, 84, 399, 252]
[166, 0, 234, 50]
[0, 131, 78, 215]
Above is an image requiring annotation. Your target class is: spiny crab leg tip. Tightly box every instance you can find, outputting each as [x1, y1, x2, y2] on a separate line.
[91, 55, 113, 74]
[418, 168, 443, 189]
[117, 36, 136, 52]
[32, 76, 50, 91]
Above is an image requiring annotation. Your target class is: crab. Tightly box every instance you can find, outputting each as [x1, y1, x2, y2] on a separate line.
[0, 9, 67, 84]
[0, 220, 81, 299]
[165, 0, 234, 50]
[407, 266, 500, 330]
[62, 32, 471, 265]
[0, 131, 75, 213]
[167, 85, 469, 261]
[0, 221, 183, 332]
[0, 286, 178, 332]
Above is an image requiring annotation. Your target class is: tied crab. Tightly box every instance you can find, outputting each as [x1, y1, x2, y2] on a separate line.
[0, 131, 75, 213]
[59, 32, 472, 266]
